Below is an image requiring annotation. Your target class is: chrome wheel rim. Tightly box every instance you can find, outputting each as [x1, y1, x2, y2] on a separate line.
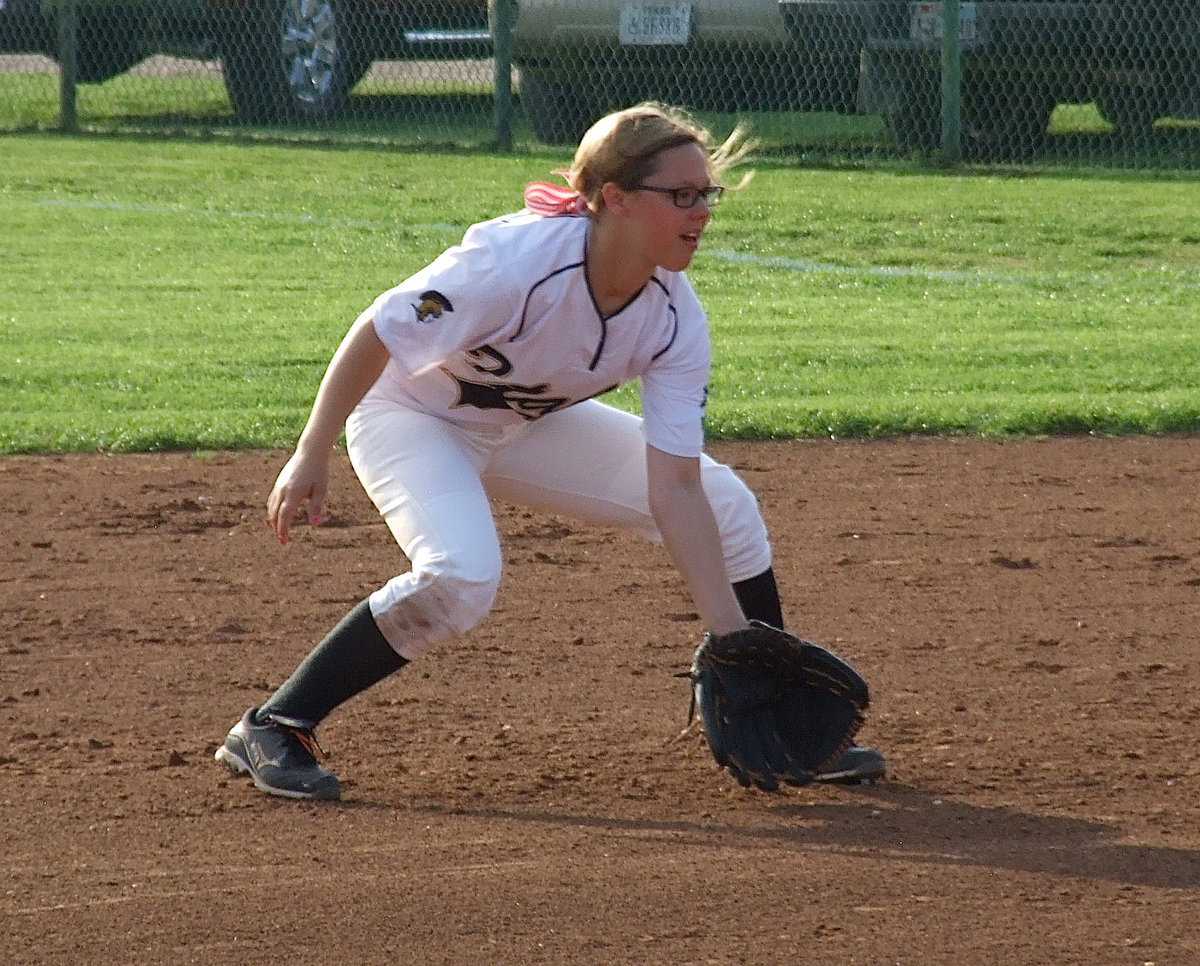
[280, 0, 340, 109]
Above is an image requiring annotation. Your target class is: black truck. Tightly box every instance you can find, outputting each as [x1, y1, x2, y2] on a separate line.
[780, 0, 1200, 158]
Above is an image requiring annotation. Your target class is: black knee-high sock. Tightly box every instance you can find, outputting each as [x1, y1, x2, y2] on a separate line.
[256, 598, 408, 726]
[732, 567, 784, 630]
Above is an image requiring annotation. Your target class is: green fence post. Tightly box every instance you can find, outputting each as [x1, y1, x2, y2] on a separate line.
[940, 0, 962, 165]
[55, 0, 79, 133]
[492, 0, 515, 151]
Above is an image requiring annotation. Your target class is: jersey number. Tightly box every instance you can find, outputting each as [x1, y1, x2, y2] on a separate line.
[446, 346, 570, 420]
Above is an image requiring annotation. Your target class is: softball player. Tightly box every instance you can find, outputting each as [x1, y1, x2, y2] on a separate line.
[215, 103, 884, 799]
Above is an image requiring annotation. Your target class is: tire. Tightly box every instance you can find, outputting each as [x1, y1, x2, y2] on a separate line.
[1096, 84, 1161, 136]
[962, 77, 1054, 162]
[814, 54, 861, 114]
[881, 68, 1053, 161]
[519, 69, 605, 145]
[221, 0, 371, 124]
[880, 63, 940, 153]
[70, 9, 148, 83]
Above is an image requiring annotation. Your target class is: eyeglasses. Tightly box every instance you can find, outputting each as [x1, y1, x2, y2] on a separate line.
[628, 184, 725, 209]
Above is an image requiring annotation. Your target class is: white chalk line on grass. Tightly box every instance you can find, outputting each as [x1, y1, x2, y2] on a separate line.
[30, 196, 1194, 290]
[705, 248, 1027, 285]
[31, 198, 1017, 284]
[32, 197, 1035, 286]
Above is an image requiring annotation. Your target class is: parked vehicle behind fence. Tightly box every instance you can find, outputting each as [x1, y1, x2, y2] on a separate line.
[780, 0, 1200, 159]
[494, 0, 863, 143]
[0, 0, 491, 122]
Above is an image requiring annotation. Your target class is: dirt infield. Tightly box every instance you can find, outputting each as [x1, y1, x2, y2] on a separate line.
[3, 437, 1199, 965]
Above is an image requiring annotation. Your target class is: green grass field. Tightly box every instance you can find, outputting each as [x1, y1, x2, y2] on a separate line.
[2, 131, 1198, 453]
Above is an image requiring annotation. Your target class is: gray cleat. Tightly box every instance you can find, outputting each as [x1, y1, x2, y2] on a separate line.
[215, 708, 342, 800]
[816, 745, 886, 785]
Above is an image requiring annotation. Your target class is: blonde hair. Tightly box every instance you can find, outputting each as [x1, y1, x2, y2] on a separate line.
[565, 103, 754, 215]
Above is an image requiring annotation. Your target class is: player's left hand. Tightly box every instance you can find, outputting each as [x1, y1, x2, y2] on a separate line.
[688, 621, 869, 790]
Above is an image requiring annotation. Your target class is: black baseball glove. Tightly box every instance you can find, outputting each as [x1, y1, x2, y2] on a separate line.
[688, 621, 869, 791]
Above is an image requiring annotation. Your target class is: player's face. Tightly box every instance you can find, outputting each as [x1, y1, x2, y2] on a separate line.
[626, 142, 715, 272]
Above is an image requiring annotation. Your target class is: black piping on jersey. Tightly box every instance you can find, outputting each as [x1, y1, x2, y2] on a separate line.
[515, 261, 588, 351]
[646, 276, 681, 362]
[515, 258, 682, 372]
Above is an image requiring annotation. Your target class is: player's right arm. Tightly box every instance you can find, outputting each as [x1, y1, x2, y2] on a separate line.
[267, 313, 390, 544]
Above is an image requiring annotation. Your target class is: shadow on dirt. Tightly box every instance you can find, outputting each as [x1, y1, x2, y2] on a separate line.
[348, 781, 1199, 892]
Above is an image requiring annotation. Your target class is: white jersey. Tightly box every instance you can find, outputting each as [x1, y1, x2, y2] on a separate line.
[362, 211, 712, 458]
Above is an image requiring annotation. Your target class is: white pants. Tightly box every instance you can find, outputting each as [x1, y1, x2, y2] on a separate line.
[345, 397, 772, 660]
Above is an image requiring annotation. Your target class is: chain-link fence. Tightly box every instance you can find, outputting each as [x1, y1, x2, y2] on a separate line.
[1, 0, 1198, 166]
